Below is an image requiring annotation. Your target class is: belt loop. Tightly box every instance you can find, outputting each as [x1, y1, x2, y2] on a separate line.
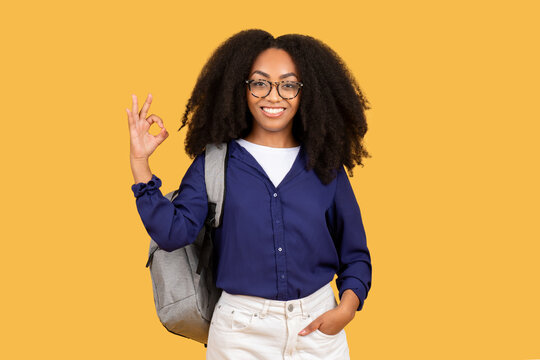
[260, 300, 270, 318]
[299, 298, 309, 319]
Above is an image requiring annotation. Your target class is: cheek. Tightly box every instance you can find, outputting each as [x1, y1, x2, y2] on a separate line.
[246, 88, 256, 104]
[290, 99, 300, 113]
[246, 96, 259, 118]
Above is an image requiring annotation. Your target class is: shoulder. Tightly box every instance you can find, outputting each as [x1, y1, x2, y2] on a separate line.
[333, 165, 356, 199]
[336, 165, 351, 182]
[186, 142, 228, 177]
[181, 153, 206, 185]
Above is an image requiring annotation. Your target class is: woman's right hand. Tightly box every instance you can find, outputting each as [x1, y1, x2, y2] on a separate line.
[127, 93, 169, 161]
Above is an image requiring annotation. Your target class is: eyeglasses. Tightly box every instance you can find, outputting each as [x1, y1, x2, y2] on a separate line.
[245, 79, 303, 100]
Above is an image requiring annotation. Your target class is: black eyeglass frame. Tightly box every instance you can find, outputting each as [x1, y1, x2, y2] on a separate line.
[245, 79, 304, 100]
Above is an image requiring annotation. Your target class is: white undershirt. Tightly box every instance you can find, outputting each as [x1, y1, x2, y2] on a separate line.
[235, 138, 301, 188]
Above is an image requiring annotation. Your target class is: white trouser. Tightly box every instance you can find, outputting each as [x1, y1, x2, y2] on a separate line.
[206, 281, 350, 360]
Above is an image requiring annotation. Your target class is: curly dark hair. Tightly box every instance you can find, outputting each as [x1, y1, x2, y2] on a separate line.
[177, 29, 371, 185]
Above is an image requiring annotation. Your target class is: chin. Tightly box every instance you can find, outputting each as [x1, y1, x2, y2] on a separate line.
[258, 119, 292, 132]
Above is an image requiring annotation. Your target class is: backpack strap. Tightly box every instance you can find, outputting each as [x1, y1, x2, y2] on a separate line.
[204, 142, 228, 228]
[196, 142, 228, 275]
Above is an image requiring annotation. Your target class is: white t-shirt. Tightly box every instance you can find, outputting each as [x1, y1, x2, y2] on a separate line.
[235, 138, 301, 188]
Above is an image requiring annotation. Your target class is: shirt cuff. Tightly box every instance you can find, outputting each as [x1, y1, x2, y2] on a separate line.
[131, 174, 162, 198]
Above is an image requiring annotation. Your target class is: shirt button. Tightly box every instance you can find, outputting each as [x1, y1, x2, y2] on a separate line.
[276, 220, 280, 224]
[273, 193, 278, 197]
[288, 304, 294, 312]
[278, 247, 282, 252]
[281, 274, 285, 279]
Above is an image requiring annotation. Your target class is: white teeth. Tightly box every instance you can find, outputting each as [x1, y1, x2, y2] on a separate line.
[262, 107, 284, 114]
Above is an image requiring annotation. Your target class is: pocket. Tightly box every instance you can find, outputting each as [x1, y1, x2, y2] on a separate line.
[211, 302, 255, 331]
[309, 301, 343, 338]
[295, 302, 349, 355]
[314, 327, 344, 338]
[231, 306, 255, 330]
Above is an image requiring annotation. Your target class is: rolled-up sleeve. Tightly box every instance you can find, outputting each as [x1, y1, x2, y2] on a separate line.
[327, 166, 372, 311]
[130, 154, 208, 252]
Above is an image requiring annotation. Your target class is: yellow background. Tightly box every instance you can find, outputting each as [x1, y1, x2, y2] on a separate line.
[1, 0, 539, 359]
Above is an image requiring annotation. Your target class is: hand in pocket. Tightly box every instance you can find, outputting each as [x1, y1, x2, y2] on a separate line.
[298, 306, 354, 336]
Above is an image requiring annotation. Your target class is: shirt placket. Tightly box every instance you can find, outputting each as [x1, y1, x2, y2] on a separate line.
[229, 141, 290, 300]
[271, 188, 288, 300]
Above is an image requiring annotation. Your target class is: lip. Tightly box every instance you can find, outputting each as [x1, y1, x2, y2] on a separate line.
[260, 106, 286, 118]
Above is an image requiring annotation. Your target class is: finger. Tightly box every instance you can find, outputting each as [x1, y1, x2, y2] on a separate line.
[154, 116, 165, 129]
[126, 108, 133, 127]
[146, 114, 164, 128]
[298, 320, 321, 336]
[145, 115, 167, 141]
[154, 126, 169, 144]
[131, 94, 139, 122]
[139, 93, 153, 120]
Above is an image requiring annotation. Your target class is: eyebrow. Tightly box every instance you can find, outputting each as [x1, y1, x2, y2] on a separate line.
[250, 70, 298, 79]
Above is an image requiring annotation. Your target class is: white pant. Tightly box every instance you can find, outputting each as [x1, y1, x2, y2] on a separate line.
[206, 281, 350, 359]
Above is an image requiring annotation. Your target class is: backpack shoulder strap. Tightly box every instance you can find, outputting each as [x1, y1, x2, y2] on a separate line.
[204, 142, 228, 228]
[195, 142, 228, 275]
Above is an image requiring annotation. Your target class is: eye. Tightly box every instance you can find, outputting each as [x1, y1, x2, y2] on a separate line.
[281, 82, 299, 90]
[252, 81, 268, 88]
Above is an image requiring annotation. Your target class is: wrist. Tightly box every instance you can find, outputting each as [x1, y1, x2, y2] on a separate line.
[337, 302, 356, 320]
[130, 154, 149, 163]
[337, 289, 360, 319]
[130, 156, 152, 184]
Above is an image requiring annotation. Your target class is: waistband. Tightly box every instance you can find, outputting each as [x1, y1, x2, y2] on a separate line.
[217, 282, 336, 319]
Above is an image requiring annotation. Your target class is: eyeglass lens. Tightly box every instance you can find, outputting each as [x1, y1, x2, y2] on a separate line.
[249, 80, 301, 99]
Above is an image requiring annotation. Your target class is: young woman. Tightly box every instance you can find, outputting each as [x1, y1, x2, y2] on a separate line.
[127, 29, 372, 359]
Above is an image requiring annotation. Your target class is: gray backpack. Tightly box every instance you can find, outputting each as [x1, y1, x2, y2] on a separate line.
[144, 142, 228, 347]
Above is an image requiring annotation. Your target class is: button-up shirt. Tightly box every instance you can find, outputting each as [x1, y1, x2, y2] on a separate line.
[131, 138, 372, 311]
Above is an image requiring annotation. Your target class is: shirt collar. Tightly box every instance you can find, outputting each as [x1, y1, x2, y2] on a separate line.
[227, 138, 308, 188]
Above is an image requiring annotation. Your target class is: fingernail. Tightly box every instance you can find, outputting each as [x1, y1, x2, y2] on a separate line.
[298, 330, 306, 335]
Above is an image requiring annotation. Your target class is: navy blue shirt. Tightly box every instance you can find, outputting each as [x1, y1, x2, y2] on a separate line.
[131, 139, 372, 311]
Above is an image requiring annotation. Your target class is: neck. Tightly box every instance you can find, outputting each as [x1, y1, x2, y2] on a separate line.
[243, 133, 300, 148]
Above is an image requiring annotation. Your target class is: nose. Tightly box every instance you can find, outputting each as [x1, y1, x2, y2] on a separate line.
[267, 83, 280, 102]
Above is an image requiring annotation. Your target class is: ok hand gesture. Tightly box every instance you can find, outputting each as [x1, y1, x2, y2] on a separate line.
[127, 94, 169, 161]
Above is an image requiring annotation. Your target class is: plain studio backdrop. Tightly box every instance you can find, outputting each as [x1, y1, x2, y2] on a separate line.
[1, 0, 538, 359]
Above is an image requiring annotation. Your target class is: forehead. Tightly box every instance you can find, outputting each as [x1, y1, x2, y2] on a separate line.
[249, 48, 298, 76]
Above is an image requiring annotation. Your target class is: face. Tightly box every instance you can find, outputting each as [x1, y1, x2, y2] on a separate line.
[246, 48, 301, 138]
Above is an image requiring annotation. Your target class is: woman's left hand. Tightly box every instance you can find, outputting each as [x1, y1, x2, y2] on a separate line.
[298, 305, 355, 336]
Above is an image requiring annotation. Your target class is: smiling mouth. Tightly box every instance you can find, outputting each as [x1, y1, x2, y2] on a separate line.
[261, 107, 286, 116]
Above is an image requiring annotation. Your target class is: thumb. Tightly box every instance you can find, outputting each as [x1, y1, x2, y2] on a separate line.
[155, 127, 169, 145]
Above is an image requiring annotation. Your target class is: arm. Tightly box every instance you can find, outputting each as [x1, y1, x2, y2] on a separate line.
[338, 289, 360, 317]
[327, 166, 372, 312]
[299, 166, 373, 337]
[131, 156, 153, 184]
[131, 154, 209, 252]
